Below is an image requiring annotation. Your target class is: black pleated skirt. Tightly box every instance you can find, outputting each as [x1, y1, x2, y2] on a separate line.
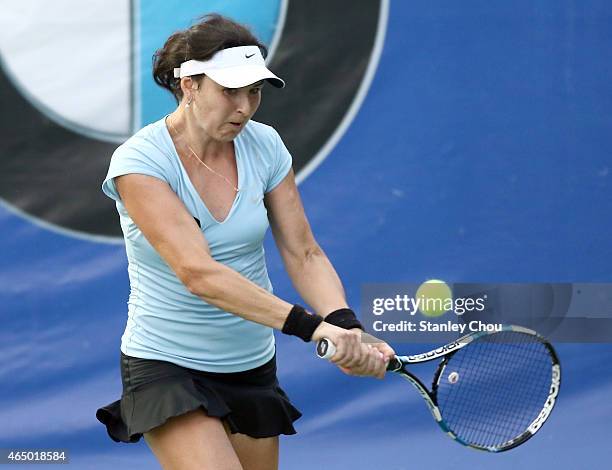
[95, 351, 302, 443]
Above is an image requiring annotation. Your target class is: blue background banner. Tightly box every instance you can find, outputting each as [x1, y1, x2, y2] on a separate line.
[1, 0, 610, 468]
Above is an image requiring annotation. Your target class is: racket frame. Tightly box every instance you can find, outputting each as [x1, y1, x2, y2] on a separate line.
[389, 324, 561, 452]
[317, 324, 561, 452]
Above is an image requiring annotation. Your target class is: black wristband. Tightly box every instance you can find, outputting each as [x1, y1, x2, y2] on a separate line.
[282, 305, 324, 342]
[324, 308, 364, 331]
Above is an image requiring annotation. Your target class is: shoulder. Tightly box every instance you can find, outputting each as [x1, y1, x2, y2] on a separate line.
[239, 121, 292, 193]
[239, 120, 282, 150]
[112, 117, 173, 163]
[102, 117, 177, 201]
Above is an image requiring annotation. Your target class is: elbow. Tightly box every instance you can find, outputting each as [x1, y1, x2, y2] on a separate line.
[177, 262, 221, 299]
[303, 243, 324, 263]
[286, 243, 324, 268]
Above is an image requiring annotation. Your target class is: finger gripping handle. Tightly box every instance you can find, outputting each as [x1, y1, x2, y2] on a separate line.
[317, 338, 402, 372]
[316, 338, 336, 359]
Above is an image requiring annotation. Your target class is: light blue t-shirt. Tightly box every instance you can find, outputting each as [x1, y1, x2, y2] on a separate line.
[102, 117, 292, 372]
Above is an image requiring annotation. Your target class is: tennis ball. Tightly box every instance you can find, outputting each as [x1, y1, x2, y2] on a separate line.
[416, 279, 453, 317]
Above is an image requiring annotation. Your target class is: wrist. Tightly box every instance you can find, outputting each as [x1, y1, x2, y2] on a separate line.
[281, 304, 324, 342]
[324, 308, 364, 331]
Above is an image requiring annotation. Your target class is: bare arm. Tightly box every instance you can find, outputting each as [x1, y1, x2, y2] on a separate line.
[264, 169, 348, 317]
[115, 173, 294, 330]
[265, 170, 396, 367]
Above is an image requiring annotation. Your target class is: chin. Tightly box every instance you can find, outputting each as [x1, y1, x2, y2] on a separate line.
[220, 132, 239, 141]
[223, 128, 243, 140]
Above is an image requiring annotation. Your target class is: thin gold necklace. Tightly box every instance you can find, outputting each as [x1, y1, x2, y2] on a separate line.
[167, 117, 239, 192]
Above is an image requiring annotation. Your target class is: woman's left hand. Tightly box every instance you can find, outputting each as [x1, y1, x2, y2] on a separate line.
[336, 329, 396, 378]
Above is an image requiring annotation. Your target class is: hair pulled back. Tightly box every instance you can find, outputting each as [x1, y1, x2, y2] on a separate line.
[153, 14, 267, 102]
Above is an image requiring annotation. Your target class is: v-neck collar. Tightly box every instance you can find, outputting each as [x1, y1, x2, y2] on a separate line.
[162, 115, 242, 225]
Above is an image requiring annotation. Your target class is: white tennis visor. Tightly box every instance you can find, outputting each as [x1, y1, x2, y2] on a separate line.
[173, 45, 285, 88]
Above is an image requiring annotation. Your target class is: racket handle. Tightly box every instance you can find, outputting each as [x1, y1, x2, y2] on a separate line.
[316, 338, 336, 359]
[316, 339, 403, 372]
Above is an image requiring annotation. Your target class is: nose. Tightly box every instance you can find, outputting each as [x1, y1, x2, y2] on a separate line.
[235, 93, 251, 116]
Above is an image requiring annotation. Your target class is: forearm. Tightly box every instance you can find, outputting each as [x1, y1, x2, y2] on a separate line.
[283, 245, 349, 317]
[184, 261, 294, 330]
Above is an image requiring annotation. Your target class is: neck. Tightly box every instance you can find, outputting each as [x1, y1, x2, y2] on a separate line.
[168, 108, 227, 159]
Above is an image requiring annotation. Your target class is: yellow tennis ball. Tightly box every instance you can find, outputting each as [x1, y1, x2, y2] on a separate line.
[416, 279, 453, 317]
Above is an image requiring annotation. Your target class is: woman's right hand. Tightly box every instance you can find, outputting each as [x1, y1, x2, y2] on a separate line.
[311, 322, 388, 379]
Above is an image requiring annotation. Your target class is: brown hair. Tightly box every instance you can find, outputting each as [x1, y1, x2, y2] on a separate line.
[152, 13, 267, 102]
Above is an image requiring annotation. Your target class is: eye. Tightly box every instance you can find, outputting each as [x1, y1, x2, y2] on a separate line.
[250, 87, 262, 95]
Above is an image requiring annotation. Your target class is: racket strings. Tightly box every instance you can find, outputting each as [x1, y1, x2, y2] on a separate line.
[446, 341, 548, 445]
[440, 344, 547, 448]
[435, 331, 554, 449]
[443, 336, 553, 447]
[451, 358, 544, 445]
[452, 339, 553, 448]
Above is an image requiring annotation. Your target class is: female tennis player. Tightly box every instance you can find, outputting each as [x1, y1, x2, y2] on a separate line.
[96, 14, 395, 470]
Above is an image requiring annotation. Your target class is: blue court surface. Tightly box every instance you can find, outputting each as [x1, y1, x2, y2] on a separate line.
[1, 1, 611, 468]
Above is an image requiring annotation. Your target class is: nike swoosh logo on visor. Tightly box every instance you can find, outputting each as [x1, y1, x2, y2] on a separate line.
[245, 53, 256, 58]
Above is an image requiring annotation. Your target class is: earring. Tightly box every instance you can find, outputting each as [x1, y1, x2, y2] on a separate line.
[185, 95, 193, 108]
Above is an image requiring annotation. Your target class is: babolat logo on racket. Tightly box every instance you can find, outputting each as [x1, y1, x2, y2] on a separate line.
[316, 340, 329, 357]
[527, 364, 561, 434]
[407, 341, 462, 361]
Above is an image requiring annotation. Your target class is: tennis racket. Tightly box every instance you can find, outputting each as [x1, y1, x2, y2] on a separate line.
[316, 324, 561, 452]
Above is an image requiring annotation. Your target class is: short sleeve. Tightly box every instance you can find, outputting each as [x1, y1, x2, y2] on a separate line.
[265, 130, 293, 193]
[101, 144, 170, 202]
